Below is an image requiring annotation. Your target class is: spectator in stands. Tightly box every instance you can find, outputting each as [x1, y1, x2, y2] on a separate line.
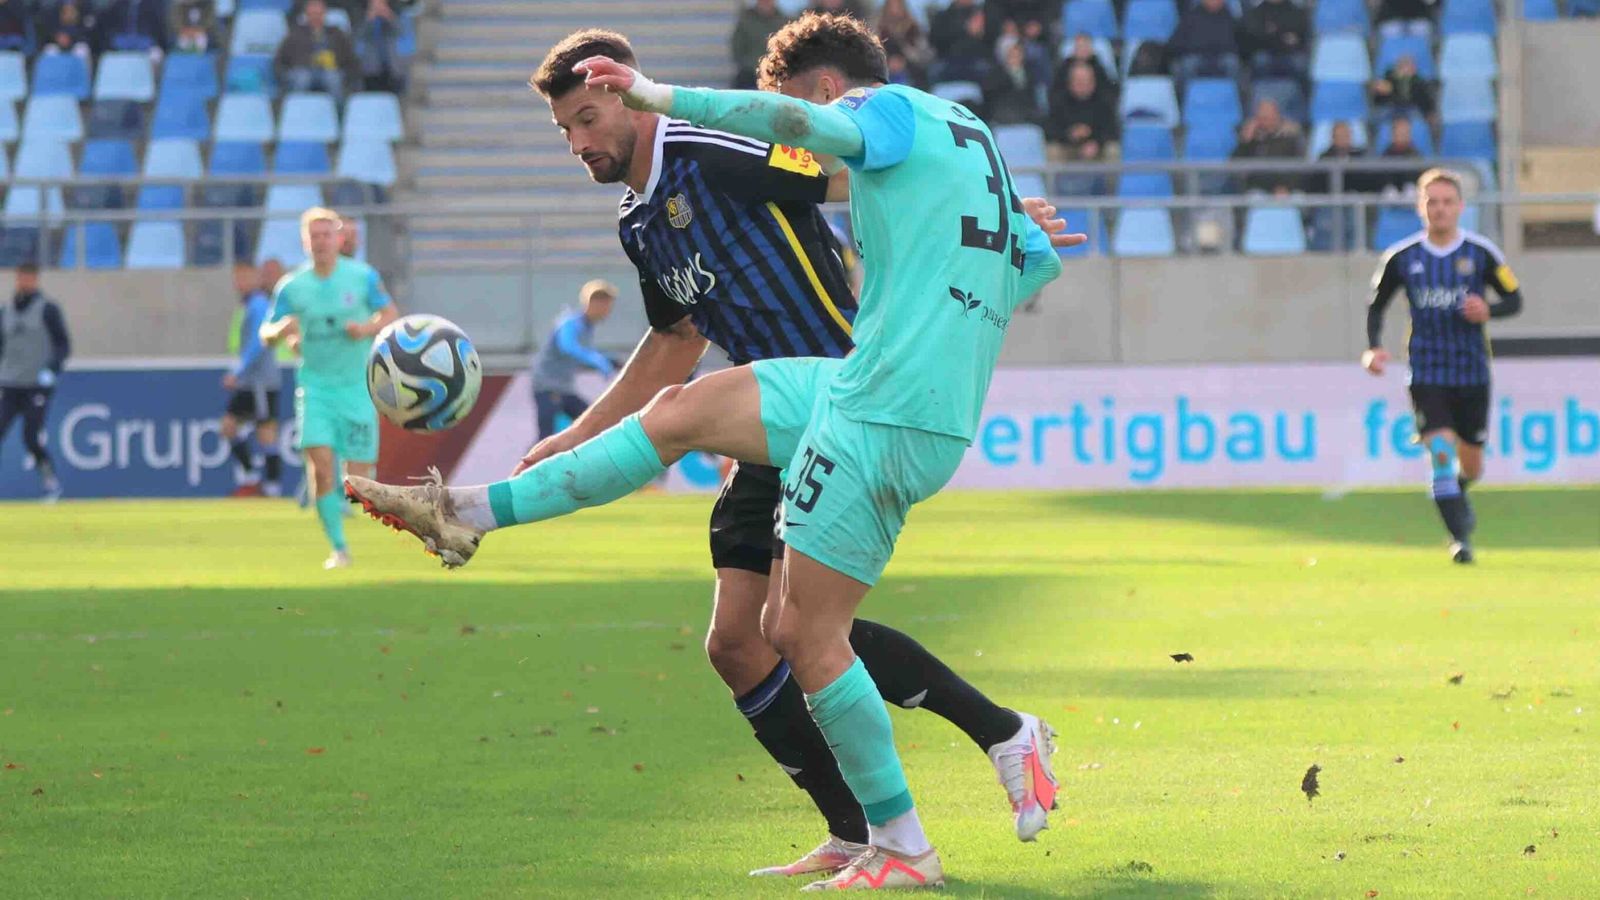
[358, 0, 416, 92]
[1375, 0, 1437, 37]
[41, 0, 92, 60]
[1371, 54, 1437, 123]
[1127, 39, 1170, 77]
[0, 0, 35, 53]
[1046, 61, 1117, 161]
[340, 215, 361, 257]
[875, 0, 934, 83]
[1233, 98, 1305, 194]
[171, 0, 216, 55]
[731, 0, 789, 89]
[932, 6, 993, 84]
[1378, 115, 1424, 193]
[274, 0, 360, 101]
[808, 0, 872, 20]
[983, 42, 1045, 125]
[995, 18, 1052, 87]
[96, 0, 169, 59]
[1313, 120, 1369, 192]
[1059, 32, 1114, 99]
[930, 0, 981, 59]
[1242, 0, 1308, 79]
[987, 0, 1061, 35]
[1170, 0, 1241, 80]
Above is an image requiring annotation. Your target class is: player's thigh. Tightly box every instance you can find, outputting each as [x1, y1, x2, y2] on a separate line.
[1450, 386, 1490, 449]
[640, 365, 770, 465]
[1409, 385, 1460, 445]
[751, 356, 843, 470]
[772, 546, 871, 690]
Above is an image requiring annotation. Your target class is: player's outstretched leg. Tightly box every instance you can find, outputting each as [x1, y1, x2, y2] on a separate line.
[1424, 432, 1475, 563]
[305, 446, 351, 569]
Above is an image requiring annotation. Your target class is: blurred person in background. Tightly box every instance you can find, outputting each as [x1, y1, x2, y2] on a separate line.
[171, 0, 215, 54]
[530, 279, 617, 440]
[0, 0, 30, 53]
[1376, 0, 1436, 37]
[731, 0, 790, 88]
[931, 6, 993, 84]
[1377, 115, 1423, 194]
[339, 215, 361, 257]
[1233, 98, 1305, 194]
[1371, 54, 1436, 124]
[41, 0, 92, 60]
[874, 0, 933, 84]
[274, 0, 360, 101]
[1171, 0, 1241, 80]
[0, 263, 70, 503]
[221, 261, 285, 498]
[358, 0, 416, 92]
[96, 0, 169, 59]
[1047, 61, 1116, 161]
[983, 41, 1045, 125]
[1056, 32, 1114, 100]
[1242, 0, 1308, 78]
[930, 0, 981, 58]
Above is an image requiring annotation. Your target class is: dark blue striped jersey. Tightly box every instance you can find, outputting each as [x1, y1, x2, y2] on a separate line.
[1369, 229, 1523, 386]
[619, 120, 856, 365]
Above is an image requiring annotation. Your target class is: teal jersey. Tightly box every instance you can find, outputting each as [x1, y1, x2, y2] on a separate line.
[827, 84, 1061, 441]
[268, 258, 392, 402]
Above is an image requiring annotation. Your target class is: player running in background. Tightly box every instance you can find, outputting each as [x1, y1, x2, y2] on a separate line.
[262, 208, 398, 568]
[1364, 168, 1523, 564]
[0, 262, 70, 502]
[221, 261, 285, 498]
[529, 279, 617, 441]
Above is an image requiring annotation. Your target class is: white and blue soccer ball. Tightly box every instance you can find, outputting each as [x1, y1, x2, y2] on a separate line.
[367, 314, 483, 431]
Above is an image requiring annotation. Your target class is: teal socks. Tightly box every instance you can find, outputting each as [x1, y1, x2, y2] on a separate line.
[486, 415, 666, 528]
[315, 491, 347, 551]
[805, 657, 914, 826]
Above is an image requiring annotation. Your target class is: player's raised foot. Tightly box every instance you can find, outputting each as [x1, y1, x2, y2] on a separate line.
[800, 846, 943, 891]
[344, 467, 483, 569]
[750, 836, 868, 879]
[1450, 541, 1475, 564]
[987, 711, 1060, 842]
[323, 549, 352, 569]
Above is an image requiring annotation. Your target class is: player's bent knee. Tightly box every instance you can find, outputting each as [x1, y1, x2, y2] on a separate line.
[640, 384, 692, 445]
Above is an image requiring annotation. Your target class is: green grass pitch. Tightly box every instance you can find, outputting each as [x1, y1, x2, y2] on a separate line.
[3, 487, 1598, 898]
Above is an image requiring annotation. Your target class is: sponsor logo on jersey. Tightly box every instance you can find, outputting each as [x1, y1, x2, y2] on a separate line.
[1416, 286, 1469, 309]
[666, 193, 693, 229]
[948, 286, 1011, 332]
[1456, 257, 1475, 276]
[769, 144, 822, 176]
[1409, 261, 1426, 275]
[342, 291, 356, 308]
[658, 253, 717, 307]
[837, 87, 873, 111]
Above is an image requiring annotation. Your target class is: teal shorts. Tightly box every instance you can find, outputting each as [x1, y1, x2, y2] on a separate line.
[752, 357, 968, 586]
[296, 387, 380, 464]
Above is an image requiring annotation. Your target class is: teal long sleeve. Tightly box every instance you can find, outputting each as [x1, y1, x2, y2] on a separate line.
[670, 87, 865, 160]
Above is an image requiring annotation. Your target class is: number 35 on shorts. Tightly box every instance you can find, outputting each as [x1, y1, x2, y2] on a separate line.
[782, 447, 835, 515]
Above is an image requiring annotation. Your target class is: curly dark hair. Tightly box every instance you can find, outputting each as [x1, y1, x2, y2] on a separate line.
[756, 13, 888, 93]
[531, 29, 638, 100]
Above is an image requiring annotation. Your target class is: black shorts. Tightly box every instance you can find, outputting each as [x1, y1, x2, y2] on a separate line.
[1410, 383, 1489, 446]
[225, 388, 280, 423]
[708, 461, 785, 574]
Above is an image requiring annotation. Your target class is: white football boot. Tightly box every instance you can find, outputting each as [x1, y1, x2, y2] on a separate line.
[800, 846, 944, 891]
[749, 836, 868, 879]
[344, 467, 483, 568]
[323, 549, 352, 570]
[987, 711, 1060, 841]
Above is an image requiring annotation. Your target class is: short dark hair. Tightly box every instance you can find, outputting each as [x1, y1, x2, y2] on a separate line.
[757, 13, 888, 93]
[17, 262, 38, 275]
[532, 29, 638, 101]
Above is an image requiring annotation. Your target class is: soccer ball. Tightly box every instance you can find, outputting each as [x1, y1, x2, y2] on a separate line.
[367, 314, 483, 431]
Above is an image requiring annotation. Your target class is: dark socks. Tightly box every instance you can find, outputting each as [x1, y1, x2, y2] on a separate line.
[263, 452, 283, 485]
[230, 438, 254, 474]
[850, 619, 1023, 751]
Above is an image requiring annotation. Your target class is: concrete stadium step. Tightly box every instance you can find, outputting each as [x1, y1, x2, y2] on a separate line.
[444, 0, 729, 19]
[437, 18, 722, 44]
[435, 40, 715, 64]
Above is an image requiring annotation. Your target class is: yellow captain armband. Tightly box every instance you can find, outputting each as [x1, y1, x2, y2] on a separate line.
[1494, 264, 1519, 293]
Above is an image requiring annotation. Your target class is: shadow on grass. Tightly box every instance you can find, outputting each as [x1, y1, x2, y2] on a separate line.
[947, 873, 1216, 899]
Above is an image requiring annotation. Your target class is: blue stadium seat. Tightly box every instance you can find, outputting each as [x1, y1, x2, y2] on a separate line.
[1113, 209, 1176, 256]
[255, 218, 307, 266]
[1372, 206, 1419, 250]
[210, 141, 267, 176]
[1184, 121, 1238, 160]
[1242, 207, 1308, 255]
[265, 184, 324, 211]
[930, 80, 982, 106]
[336, 139, 397, 186]
[150, 90, 211, 140]
[993, 124, 1047, 169]
[1124, 0, 1178, 43]
[1311, 34, 1372, 82]
[1375, 34, 1437, 80]
[0, 146, 8, 179]
[1314, 0, 1369, 33]
[1063, 0, 1119, 40]
[32, 53, 90, 99]
[1010, 173, 1047, 201]
[145, 138, 205, 179]
[14, 138, 73, 182]
[4, 186, 65, 220]
[1311, 81, 1368, 123]
[1441, 121, 1495, 163]
[1184, 78, 1242, 128]
[225, 55, 275, 94]
[215, 93, 275, 142]
[0, 51, 25, 102]
[74, 138, 136, 210]
[1118, 171, 1174, 197]
[279, 93, 340, 141]
[0, 100, 17, 143]
[1375, 113, 1435, 155]
[1440, 35, 1498, 80]
[1441, 0, 1497, 35]
[127, 222, 187, 268]
[161, 53, 219, 100]
[1522, 0, 1558, 19]
[1122, 126, 1175, 161]
[1307, 120, 1370, 157]
[323, 8, 354, 32]
[59, 223, 123, 269]
[344, 92, 404, 143]
[1440, 78, 1497, 123]
[1120, 76, 1179, 127]
[86, 99, 143, 140]
[275, 140, 331, 174]
[22, 95, 83, 141]
[240, 0, 292, 11]
[137, 185, 187, 211]
[231, 10, 289, 57]
[1251, 78, 1306, 123]
[93, 51, 155, 102]
[1055, 208, 1108, 257]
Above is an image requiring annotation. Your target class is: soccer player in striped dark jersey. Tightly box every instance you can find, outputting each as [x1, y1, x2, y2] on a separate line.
[1364, 168, 1524, 563]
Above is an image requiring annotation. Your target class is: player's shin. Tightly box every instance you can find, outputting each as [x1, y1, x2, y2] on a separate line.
[464, 414, 666, 530]
[1428, 435, 1472, 543]
[315, 491, 348, 551]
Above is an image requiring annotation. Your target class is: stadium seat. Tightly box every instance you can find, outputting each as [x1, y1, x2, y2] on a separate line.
[1372, 206, 1419, 250]
[1307, 120, 1370, 158]
[322, 7, 354, 32]
[150, 90, 211, 140]
[225, 55, 275, 94]
[326, 179, 377, 209]
[1523, 0, 1558, 19]
[1120, 76, 1179, 127]
[1252, 78, 1306, 123]
[59, 223, 122, 269]
[161, 53, 220, 100]
[145, 138, 205, 179]
[1441, 0, 1497, 35]
[0, 100, 17, 143]
[1440, 35, 1498, 80]
[1010, 173, 1047, 201]
[1063, 0, 1118, 39]
[274, 141, 331, 175]
[344, 92, 404, 143]
[240, 0, 292, 11]
[278, 92, 340, 143]
[1184, 78, 1243, 129]
[1055, 208, 1107, 257]
[231, 10, 289, 57]
[138, 185, 187, 211]
[1441, 121, 1496, 162]
[1314, 0, 1369, 33]
[1310, 81, 1368, 124]
[88, 99, 147, 140]
[1311, 34, 1371, 82]
[336, 139, 397, 186]
[22, 95, 83, 141]
[210, 141, 268, 176]
[1184, 120, 1237, 160]
[1124, 0, 1178, 43]
[265, 184, 324, 212]
[93, 51, 155, 102]
[14, 138, 73, 180]
[74, 139, 137, 209]
[4, 186, 65, 220]
[215, 93, 275, 142]
[126, 222, 187, 268]
[31, 53, 90, 99]
[1375, 113, 1435, 155]
[1118, 171, 1175, 197]
[993, 124, 1047, 170]
[1112, 209, 1176, 257]
[1440, 78, 1497, 123]
[0, 51, 25, 102]
[255, 218, 307, 265]
[1122, 125, 1175, 161]
[1375, 34, 1437, 80]
[931, 81, 982, 107]
[0, 145, 7, 179]
[1242, 207, 1308, 255]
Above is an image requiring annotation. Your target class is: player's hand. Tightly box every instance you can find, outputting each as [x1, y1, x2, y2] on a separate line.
[222, 372, 238, 390]
[573, 56, 674, 113]
[1460, 293, 1490, 323]
[1362, 347, 1389, 375]
[1023, 197, 1088, 250]
[345, 321, 371, 339]
[512, 430, 587, 477]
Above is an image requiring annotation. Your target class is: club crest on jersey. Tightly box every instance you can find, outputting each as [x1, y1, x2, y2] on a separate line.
[1456, 257, 1475, 276]
[837, 87, 873, 111]
[666, 193, 693, 229]
[342, 291, 355, 307]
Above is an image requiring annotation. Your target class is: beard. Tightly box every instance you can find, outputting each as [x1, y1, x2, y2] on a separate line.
[585, 139, 635, 185]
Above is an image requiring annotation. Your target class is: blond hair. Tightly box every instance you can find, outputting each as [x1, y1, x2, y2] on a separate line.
[1417, 168, 1465, 198]
[299, 206, 342, 241]
[580, 279, 618, 303]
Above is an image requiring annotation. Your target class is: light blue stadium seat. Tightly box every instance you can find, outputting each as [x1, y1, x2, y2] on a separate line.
[0, 100, 16, 143]
[344, 92, 403, 143]
[1307, 120, 1369, 157]
[127, 222, 187, 268]
[993, 124, 1047, 171]
[14, 139, 73, 198]
[0, 51, 25, 102]
[1122, 125, 1175, 161]
[1063, 0, 1119, 39]
[145, 138, 204, 179]
[1311, 80, 1368, 123]
[1113, 209, 1176, 256]
[215, 93, 275, 142]
[265, 184, 324, 211]
[1375, 113, 1435, 154]
[1440, 77, 1497, 123]
[1522, 0, 1558, 19]
[1440, 35, 1498, 79]
[80, 139, 137, 177]
[1312, 34, 1372, 82]
[150, 90, 210, 140]
[256, 218, 307, 266]
[1010, 173, 1047, 201]
[1441, 0, 1497, 34]
[240, 0, 292, 11]
[1314, 0, 1369, 33]
[1055, 208, 1108, 257]
[32, 53, 90, 99]
[931, 80, 983, 106]
[336, 138, 397, 186]
[161, 53, 219, 100]
[1184, 120, 1238, 160]
[278, 92, 340, 142]
[1124, 0, 1178, 43]
[225, 55, 275, 95]
[231, 10, 289, 57]
[94, 51, 155, 102]
[1373, 206, 1419, 250]
[1120, 76, 1179, 127]
[1184, 78, 1242, 128]
[1118, 171, 1174, 197]
[0, 146, 7, 178]
[59, 223, 123, 269]
[22, 95, 83, 141]
[1375, 34, 1437, 80]
[276, 140, 331, 174]
[322, 8, 353, 32]
[1251, 78, 1306, 123]
[1242, 207, 1308, 255]
[210, 141, 267, 176]
[1441, 121, 1495, 161]
[138, 185, 187, 211]
[4, 187, 66, 220]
